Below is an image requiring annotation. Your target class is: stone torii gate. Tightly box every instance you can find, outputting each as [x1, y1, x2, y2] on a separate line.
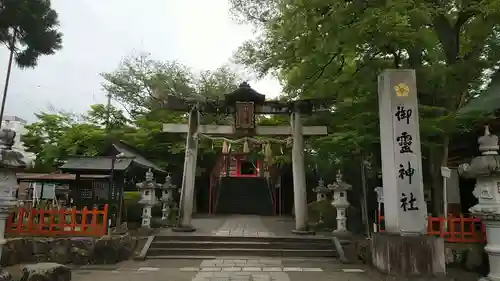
[161, 82, 328, 234]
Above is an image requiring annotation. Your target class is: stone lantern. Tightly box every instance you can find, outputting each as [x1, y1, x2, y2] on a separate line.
[160, 175, 177, 222]
[0, 129, 26, 274]
[313, 179, 330, 224]
[458, 126, 500, 281]
[328, 170, 352, 234]
[313, 179, 329, 202]
[137, 169, 157, 228]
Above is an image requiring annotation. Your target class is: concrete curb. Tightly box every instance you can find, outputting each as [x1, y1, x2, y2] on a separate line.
[332, 237, 348, 263]
[134, 235, 155, 261]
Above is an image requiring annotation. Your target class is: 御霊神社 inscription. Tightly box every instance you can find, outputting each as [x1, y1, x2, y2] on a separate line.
[378, 70, 427, 234]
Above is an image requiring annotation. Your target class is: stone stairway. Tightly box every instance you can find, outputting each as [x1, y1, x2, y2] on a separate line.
[140, 217, 347, 260]
[145, 235, 341, 259]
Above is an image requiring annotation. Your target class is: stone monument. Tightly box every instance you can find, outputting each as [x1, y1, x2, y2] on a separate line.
[328, 171, 351, 234]
[372, 69, 445, 277]
[458, 126, 500, 281]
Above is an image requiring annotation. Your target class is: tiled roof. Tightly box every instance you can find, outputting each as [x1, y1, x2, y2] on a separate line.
[17, 173, 110, 181]
[112, 142, 165, 173]
[60, 157, 134, 171]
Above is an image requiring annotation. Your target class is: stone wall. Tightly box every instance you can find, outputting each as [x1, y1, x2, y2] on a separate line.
[444, 243, 488, 274]
[1, 234, 136, 266]
[371, 233, 446, 277]
[368, 234, 488, 277]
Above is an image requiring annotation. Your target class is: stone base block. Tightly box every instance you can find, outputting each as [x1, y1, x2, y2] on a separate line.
[332, 229, 352, 237]
[21, 263, 71, 281]
[173, 224, 196, 232]
[371, 233, 446, 277]
[292, 230, 315, 235]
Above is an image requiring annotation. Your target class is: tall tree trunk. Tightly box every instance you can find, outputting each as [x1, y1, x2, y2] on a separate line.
[0, 29, 16, 124]
[429, 137, 450, 215]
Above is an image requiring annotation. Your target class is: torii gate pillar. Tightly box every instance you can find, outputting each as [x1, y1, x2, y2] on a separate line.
[173, 108, 199, 232]
[291, 111, 312, 234]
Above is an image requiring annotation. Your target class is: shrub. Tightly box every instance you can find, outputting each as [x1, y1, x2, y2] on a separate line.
[308, 200, 337, 231]
[124, 192, 142, 223]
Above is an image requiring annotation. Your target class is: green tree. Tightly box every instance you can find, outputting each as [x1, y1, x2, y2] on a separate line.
[0, 0, 63, 67]
[231, 0, 500, 214]
[22, 112, 75, 171]
[101, 54, 196, 117]
[85, 103, 130, 131]
[24, 56, 244, 173]
[101, 55, 242, 167]
[22, 110, 110, 171]
[0, 0, 63, 123]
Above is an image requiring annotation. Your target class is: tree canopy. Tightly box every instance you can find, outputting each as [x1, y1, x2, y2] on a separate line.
[0, 0, 63, 67]
[22, 55, 243, 173]
[230, 0, 500, 213]
[21, 0, 500, 215]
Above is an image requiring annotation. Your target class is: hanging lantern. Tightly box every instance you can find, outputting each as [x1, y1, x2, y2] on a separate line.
[243, 138, 250, 153]
[222, 140, 228, 154]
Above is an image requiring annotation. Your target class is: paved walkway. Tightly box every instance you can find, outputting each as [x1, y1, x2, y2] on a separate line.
[70, 216, 481, 281]
[156, 215, 325, 238]
[72, 216, 374, 281]
[212, 216, 275, 237]
[72, 258, 373, 281]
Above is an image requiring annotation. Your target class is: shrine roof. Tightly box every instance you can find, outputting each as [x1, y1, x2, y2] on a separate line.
[109, 141, 165, 173]
[17, 173, 109, 181]
[59, 140, 166, 174]
[224, 82, 266, 105]
[60, 157, 134, 172]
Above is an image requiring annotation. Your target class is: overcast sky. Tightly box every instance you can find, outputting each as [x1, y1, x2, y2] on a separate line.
[0, 0, 282, 123]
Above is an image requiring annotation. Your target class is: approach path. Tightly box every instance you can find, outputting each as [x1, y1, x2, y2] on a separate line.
[71, 215, 478, 281]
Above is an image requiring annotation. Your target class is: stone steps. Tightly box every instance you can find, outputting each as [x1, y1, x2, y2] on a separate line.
[145, 235, 342, 259]
[150, 240, 331, 250]
[147, 247, 338, 258]
[154, 234, 333, 243]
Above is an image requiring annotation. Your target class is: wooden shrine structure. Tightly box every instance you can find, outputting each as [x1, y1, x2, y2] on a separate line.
[162, 82, 328, 234]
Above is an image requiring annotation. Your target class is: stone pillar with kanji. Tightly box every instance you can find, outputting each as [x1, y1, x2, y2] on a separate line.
[328, 171, 351, 234]
[459, 126, 500, 281]
[372, 69, 445, 277]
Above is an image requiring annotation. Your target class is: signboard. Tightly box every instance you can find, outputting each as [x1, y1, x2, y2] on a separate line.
[32, 182, 56, 200]
[235, 102, 255, 130]
[379, 69, 427, 235]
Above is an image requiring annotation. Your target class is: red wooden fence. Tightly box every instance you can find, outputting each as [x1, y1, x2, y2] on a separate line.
[6, 205, 108, 237]
[378, 214, 486, 243]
